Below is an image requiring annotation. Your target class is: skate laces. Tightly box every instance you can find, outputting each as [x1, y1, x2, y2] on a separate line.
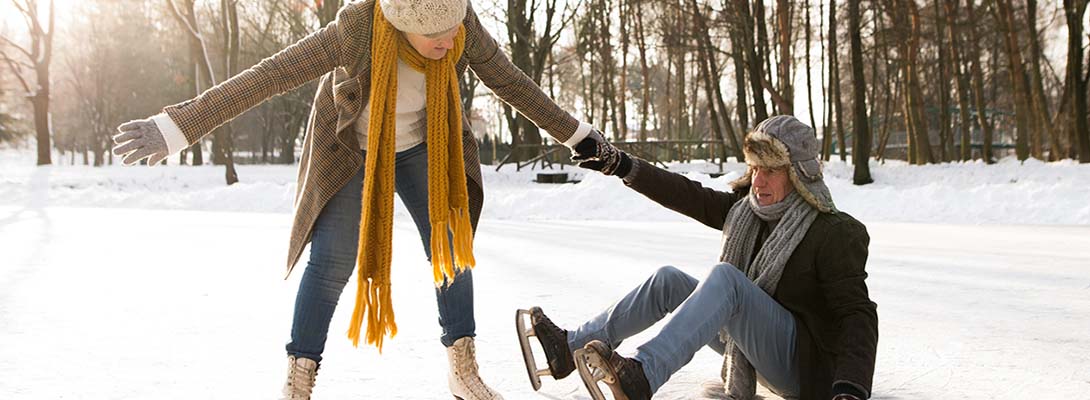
[283, 357, 318, 399]
[532, 309, 574, 377]
[452, 340, 499, 397]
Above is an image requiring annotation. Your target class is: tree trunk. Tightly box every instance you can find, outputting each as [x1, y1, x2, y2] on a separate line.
[756, 0, 775, 114]
[506, 0, 566, 157]
[217, 0, 239, 185]
[726, 0, 750, 132]
[805, 0, 817, 133]
[691, 0, 741, 161]
[598, 0, 620, 138]
[965, 0, 994, 162]
[618, 0, 630, 140]
[1025, 0, 1058, 159]
[992, 0, 1032, 161]
[634, 0, 651, 141]
[3, 0, 56, 165]
[776, 0, 793, 114]
[318, 0, 341, 27]
[944, 0, 974, 161]
[737, 0, 768, 123]
[934, 0, 952, 162]
[897, 0, 933, 164]
[819, 0, 831, 159]
[848, 0, 872, 184]
[829, 0, 846, 161]
[1065, 0, 1090, 162]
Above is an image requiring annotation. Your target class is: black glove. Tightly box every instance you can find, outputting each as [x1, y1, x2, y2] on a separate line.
[570, 130, 632, 177]
[831, 381, 868, 400]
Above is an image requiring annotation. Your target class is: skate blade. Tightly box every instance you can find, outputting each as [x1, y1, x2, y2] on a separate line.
[574, 348, 616, 400]
[515, 308, 551, 391]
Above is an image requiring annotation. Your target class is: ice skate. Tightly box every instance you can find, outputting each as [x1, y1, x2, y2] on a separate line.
[515, 307, 576, 390]
[447, 337, 504, 400]
[574, 340, 652, 400]
[281, 355, 319, 400]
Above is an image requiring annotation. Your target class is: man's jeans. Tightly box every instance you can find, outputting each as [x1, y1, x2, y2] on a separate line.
[286, 143, 474, 362]
[567, 264, 800, 396]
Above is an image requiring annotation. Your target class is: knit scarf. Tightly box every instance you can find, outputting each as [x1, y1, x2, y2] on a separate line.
[718, 191, 817, 399]
[347, 5, 474, 352]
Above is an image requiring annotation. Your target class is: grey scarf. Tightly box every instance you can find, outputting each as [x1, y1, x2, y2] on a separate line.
[717, 191, 817, 399]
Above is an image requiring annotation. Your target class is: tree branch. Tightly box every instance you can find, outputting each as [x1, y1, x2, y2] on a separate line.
[0, 35, 33, 60]
[166, 0, 203, 41]
[0, 50, 33, 93]
[761, 74, 792, 112]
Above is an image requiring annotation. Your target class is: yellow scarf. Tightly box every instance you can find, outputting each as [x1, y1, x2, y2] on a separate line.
[347, 5, 475, 351]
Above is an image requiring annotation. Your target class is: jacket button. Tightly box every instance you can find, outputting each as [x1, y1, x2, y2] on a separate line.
[346, 93, 356, 101]
[328, 143, 338, 152]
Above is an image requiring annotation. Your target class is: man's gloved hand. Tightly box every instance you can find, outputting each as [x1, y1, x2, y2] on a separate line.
[831, 381, 867, 400]
[570, 129, 632, 177]
[112, 119, 169, 166]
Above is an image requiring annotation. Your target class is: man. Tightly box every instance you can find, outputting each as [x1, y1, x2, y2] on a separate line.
[110, 0, 596, 399]
[520, 116, 879, 399]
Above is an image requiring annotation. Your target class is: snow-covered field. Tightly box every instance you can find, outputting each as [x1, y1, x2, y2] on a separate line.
[2, 149, 1089, 399]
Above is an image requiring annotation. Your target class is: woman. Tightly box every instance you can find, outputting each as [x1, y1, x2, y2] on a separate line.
[111, 1, 595, 399]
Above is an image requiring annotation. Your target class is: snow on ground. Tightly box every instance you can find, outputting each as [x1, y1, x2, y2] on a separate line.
[1, 149, 1089, 399]
[3, 149, 1090, 225]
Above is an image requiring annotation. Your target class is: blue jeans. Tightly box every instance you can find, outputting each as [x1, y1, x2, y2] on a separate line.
[286, 143, 474, 362]
[567, 264, 800, 397]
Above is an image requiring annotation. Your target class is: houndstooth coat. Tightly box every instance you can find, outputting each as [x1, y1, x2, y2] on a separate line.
[161, 0, 588, 276]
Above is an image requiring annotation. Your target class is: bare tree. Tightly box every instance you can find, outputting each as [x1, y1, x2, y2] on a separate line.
[775, 0, 793, 114]
[827, 0, 846, 161]
[723, 0, 750, 131]
[1064, 0, 1089, 162]
[216, 0, 241, 183]
[167, 0, 238, 183]
[318, 0, 342, 27]
[943, 0, 973, 161]
[632, 0, 652, 141]
[964, 0, 995, 163]
[505, 0, 572, 159]
[934, 0, 952, 161]
[691, 0, 742, 161]
[1, 0, 55, 165]
[1024, 0, 1058, 159]
[992, 0, 1033, 161]
[733, 0, 767, 124]
[804, 0, 817, 133]
[848, 0, 871, 183]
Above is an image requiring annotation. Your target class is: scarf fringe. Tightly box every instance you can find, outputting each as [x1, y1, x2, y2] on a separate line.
[347, 278, 398, 352]
[430, 207, 476, 288]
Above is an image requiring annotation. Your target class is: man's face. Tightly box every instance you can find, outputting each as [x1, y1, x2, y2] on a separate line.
[403, 26, 460, 60]
[750, 165, 794, 206]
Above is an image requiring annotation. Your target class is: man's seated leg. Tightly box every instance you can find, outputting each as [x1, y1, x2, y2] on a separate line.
[526, 266, 699, 380]
[718, 265, 799, 397]
[568, 265, 699, 352]
[631, 263, 799, 396]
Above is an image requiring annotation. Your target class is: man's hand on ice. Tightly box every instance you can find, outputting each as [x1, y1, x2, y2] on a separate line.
[113, 119, 169, 166]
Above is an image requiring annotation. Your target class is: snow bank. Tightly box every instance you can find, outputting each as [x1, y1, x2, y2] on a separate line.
[3, 149, 1088, 225]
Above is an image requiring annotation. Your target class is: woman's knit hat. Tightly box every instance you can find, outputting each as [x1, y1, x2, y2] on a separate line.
[730, 115, 837, 213]
[379, 0, 467, 35]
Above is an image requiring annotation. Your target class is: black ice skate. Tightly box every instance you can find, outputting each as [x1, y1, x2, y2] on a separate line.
[574, 340, 652, 400]
[514, 306, 575, 390]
